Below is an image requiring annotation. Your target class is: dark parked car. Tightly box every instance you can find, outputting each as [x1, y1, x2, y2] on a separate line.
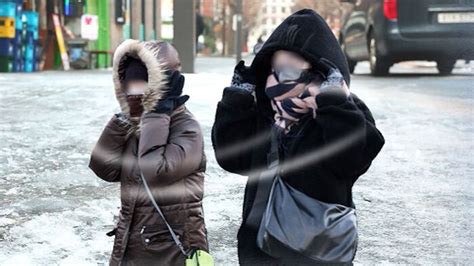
[340, 0, 474, 75]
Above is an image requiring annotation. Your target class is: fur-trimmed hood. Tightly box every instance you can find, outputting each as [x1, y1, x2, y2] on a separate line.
[112, 39, 167, 118]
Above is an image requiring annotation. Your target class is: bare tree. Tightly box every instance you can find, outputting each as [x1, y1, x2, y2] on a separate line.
[292, 0, 350, 39]
[293, 0, 343, 19]
[212, 0, 262, 56]
[243, 0, 262, 30]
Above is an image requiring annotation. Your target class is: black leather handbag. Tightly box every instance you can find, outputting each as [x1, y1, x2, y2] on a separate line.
[247, 129, 358, 263]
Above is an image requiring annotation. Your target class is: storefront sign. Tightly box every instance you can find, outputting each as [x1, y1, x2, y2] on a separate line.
[81, 14, 98, 40]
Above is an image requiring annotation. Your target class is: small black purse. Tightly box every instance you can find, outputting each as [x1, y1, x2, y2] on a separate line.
[247, 129, 358, 263]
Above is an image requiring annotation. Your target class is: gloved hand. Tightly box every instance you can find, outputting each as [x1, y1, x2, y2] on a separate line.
[319, 68, 350, 97]
[314, 66, 350, 107]
[114, 112, 133, 129]
[230, 60, 256, 93]
[315, 58, 349, 96]
[164, 70, 185, 97]
[153, 70, 189, 115]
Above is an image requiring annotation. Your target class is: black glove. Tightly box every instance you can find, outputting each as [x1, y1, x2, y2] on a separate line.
[320, 68, 344, 92]
[230, 60, 256, 93]
[165, 70, 185, 97]
[315, 67, 350, 107]
[153, 95, 189, 115]
[153, 70, 189, 115]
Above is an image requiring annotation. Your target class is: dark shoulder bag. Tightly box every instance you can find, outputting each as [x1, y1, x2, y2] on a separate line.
[246, 128, 358, 263]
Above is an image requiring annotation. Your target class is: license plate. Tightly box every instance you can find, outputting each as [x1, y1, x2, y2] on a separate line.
[438, 12, 474, 23]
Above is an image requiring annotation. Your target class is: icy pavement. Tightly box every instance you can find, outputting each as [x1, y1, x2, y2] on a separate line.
[0, 58, 473, 265]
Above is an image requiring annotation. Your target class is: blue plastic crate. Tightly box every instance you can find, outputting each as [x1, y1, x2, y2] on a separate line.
[22, 11, 38, 28]
[25, 27, 38, 39]
[26, 27, 38, 38]
[0, 37, 13, 56]
[24, 58, 33, 72]
[19, 26, 27, 39]
[2, 0, 25, 4]
[12, 43, 21, 59]
[12, 57, 22, 72]
[15, 14, 21, 30]
[11, 29, 21, 44]
[24, 43, 34, 60]
[23, 30, 34, 44]
[0, 2, 16, 18]
[15, 2, 22, 13]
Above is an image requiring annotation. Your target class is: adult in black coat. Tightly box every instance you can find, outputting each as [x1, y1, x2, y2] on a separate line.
[212, 9, 385, 265]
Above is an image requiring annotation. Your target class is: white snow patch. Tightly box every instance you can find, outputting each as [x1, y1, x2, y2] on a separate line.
[0, 217, 15, 226]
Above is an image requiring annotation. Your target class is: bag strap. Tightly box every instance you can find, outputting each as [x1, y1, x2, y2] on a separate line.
[139, 171, 188, 256]
[245, 127, 280, 230]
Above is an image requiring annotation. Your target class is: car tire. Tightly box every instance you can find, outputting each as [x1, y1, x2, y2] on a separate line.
[436, 60, 455, 75]
[341, 40, 357, 74]
[347, 58, 357, 74]
[369, 33, 390, 76]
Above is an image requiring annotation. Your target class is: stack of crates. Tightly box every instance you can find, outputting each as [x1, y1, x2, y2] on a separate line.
[12, 0, 24, 72]
[0, 0, 39, 73]
[22, 11, 38, 72]
[0, 1, 17, 72]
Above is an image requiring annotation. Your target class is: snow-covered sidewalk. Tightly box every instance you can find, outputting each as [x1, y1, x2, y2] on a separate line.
[1, 57, 473, 265]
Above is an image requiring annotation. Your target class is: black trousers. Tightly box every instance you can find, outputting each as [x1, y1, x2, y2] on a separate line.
[237, 226, 279, 266]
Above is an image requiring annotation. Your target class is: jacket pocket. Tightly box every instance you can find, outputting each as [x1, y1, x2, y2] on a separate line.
[140, 224, 184, 252]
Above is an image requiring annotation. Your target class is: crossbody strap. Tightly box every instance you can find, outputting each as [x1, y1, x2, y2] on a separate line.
[139, 172, 188, 256]
[245, 126, 280, 230]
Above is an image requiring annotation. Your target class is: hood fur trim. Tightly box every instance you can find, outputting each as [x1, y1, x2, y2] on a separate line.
[112, 39, 167, 117]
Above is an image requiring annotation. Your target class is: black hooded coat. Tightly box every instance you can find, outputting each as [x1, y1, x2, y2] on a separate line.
[212, 9, 385, 265]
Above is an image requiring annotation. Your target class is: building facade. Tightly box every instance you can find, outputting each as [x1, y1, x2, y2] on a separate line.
[248, 0, 294, 48]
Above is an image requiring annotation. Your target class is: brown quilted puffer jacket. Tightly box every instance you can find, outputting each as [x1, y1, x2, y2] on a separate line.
[89, 39, 208, 266]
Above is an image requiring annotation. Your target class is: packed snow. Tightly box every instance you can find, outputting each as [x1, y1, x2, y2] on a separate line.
[0, 58, 473, 265]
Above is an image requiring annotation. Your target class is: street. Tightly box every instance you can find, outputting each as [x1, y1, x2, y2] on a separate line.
[0, 58, 473, 265]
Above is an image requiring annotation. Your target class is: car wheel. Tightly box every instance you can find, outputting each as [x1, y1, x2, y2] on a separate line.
[369, 33, 390, 76]
[436, 60, 455, 75]
[347, 58, 357, 74]
[341, 41, 357, 74]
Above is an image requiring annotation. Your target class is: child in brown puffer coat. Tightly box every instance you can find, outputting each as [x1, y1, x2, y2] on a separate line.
[90, 40, 208, 265]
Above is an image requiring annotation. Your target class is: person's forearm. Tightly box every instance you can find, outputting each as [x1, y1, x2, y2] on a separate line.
[138, 112, 204, 185]
[314, 93, 384, 178]
[212, 88, 259, 174]
[89, 115, 130, 182]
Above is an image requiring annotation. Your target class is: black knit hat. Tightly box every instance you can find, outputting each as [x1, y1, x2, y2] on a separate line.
[251, 9, 350, 87]
[123, 58, 148, 82]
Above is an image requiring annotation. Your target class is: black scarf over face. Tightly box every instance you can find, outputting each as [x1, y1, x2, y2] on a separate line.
[265, 66, 322, 133]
